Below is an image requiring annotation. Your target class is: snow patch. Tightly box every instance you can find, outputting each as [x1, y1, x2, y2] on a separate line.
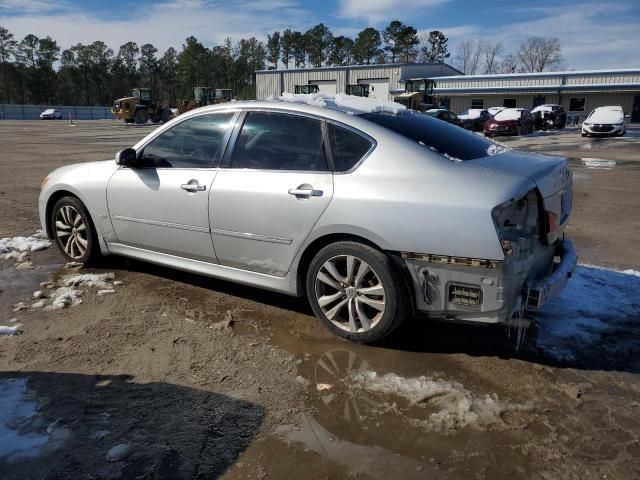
[535, 265, 640, 360]
[0, 378, 69, 461]
[581, 158, 616, 169]
[47, 287, 83, 310]
[0, 325, 22, 336]
[350, 370, 526, 433]
[0, 233, 51, 255]
[62, 272, 115, 289]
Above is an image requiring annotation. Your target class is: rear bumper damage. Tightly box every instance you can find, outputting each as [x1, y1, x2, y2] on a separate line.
[402, 237, 577, 325]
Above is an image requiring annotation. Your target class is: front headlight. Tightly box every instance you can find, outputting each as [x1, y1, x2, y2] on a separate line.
[583, 122, 592, 127]
[613, 122, 624, 127]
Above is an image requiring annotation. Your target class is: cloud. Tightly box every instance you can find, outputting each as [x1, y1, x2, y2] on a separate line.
[0, 0, 70, 14]
[436, 2, 640, 70]
[0, 0, 314, 52]
[338, 0, 452, 24]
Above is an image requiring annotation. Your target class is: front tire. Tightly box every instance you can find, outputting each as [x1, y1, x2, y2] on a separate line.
[51, 197, 100, 265]
[306, 241, 409, 344]
[134, 109, 149, 124]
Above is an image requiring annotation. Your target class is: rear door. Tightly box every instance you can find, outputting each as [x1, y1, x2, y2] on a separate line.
[210, 111, 333, 276]
[106, 112, 236, 261]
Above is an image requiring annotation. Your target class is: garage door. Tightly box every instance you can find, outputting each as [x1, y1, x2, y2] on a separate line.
[309, 80, 337, 95]
[358, 79, 390, 101]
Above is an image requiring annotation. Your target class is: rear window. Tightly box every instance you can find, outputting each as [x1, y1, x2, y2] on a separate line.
[360, 111, 507, 161]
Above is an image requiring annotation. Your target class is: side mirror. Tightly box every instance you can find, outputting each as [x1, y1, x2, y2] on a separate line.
[115, 148, 137, 167]
[624, 114, 630, 119]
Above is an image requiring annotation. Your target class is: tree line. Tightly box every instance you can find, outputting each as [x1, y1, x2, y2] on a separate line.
[0, 22, 562, 107]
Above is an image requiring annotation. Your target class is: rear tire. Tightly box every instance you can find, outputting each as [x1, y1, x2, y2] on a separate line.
[51, 196, 101, 265]
[306, 241, 409, 344]
[516, 125, 522, 136]
[134, 109, 149, 124]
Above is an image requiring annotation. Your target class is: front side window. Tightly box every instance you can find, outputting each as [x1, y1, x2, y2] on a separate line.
[569, 97, 586, 112]
[139, 113, 234, 168]
[328, 124, 373, 172]
[471, 98, 484, 109]
[232, 112, 328, 171]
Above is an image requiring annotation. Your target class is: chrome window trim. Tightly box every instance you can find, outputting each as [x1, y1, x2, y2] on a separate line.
[112, 215, 210, 233]
[211, 227, 293, 245]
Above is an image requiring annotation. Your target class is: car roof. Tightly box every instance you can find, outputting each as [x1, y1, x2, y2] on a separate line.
[593, 105, 623, 111]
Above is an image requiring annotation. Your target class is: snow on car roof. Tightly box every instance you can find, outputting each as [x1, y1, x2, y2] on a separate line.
[267, 92, 407, 115]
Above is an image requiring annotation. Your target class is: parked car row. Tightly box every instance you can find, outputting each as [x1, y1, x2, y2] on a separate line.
[426, 103, 628, 139]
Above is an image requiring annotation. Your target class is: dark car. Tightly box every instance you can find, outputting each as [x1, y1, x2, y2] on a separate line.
[484, 108, 535, 136]
[458, 109, 492, 131]
[424, 109, 464, 127]
[531, 104, 567, 130]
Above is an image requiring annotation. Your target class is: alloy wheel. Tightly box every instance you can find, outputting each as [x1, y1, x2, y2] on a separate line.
[314, 255, 386, 333]
[55, 205, 88, 259]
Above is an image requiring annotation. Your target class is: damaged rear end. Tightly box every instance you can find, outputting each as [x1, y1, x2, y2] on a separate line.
[404, 150, 577, 325]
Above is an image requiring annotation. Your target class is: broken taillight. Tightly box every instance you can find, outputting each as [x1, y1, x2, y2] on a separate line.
[546, 211, 559, 234]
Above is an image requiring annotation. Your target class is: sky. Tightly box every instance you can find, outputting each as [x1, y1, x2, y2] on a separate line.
[0, 0, 639, 70]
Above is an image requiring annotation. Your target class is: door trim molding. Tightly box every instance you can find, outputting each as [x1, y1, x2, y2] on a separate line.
[211, 227, 293, 245]
[112, 215, 210, 233]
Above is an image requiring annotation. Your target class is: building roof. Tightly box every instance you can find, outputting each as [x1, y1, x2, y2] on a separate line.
[257, 62, 464, 75]
[431, 67, 640, 81]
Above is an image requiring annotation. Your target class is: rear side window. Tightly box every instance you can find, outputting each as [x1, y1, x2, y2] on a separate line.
[232, 112, 328, 171]
[361, 111, 506, 161]
[328, 124, 373, 172]
[139, 113, 234, 168]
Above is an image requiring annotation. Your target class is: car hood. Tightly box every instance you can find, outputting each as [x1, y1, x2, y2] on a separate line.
[464, 150, 570, 198]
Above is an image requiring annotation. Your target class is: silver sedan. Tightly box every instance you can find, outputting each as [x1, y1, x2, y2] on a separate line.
[39, 96, 576, 343]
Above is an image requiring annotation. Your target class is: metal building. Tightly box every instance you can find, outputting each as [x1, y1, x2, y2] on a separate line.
[255, 63, 462, 101]
[431, 68, 640, 123]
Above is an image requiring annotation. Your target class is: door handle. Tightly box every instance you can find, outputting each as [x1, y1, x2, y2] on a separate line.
[288, 188, 323, 197]
[181, 183, 206, 192]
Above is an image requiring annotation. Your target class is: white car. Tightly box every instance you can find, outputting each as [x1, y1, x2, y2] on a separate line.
[40, 108, 63, 120]
[581, 106, 626, 137]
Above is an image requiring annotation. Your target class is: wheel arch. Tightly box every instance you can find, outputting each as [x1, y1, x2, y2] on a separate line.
[293, 233, 416, 314]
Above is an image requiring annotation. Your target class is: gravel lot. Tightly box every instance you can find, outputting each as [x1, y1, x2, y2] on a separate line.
[1, 120, 639, 479]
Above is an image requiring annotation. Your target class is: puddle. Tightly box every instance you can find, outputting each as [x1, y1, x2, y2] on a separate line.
[0, 263, 61, 302]
[0, 378, 69, 462]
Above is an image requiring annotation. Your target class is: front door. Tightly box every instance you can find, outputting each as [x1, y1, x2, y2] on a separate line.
[106, 112, 235, 261]
[632, 95, 640, 123]
[210, 111, 333, 276]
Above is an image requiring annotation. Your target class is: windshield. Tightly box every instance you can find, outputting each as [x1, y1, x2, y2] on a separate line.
[588, 108, 623, 124]
[361, 111, 509, 161]
[459, 109, 483, 118]
[42, 109, 54, 114]
[494, 109, 523, 121]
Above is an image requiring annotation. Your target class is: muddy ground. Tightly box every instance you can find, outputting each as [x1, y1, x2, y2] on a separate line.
[0, 120, 639, 480]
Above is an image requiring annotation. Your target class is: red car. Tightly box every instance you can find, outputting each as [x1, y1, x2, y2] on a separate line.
[484, 108, 534, 136]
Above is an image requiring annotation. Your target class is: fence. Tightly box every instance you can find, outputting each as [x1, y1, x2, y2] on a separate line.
[0, 104, 115, 120]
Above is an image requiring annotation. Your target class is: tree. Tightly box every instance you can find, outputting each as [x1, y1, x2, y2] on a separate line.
[454, 39, 482, 74]
[158, 47, 177, 103]
[139, 43, 158, 92]
[37, 36, 60, 103]
[266, 31, 280, 69]
[0, 26, 17, 102]
[482, 40, 502, 74]
[70, 43, 94, 104]
[116, 41, 139, 90]
[352, 27, 382, 65]
[89, 41, 112, 105]
[176, 37, 208, 96]
[501, 53, 519, 73]
[383, 20, 419, 63]
[328, 36, 354, 66]
[517, 36, 562, 72]
[280, 29, 294, 69]
[419, 30, 450, 63]
[304, 23, 332, 67]
[291, 31, 306, 68]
